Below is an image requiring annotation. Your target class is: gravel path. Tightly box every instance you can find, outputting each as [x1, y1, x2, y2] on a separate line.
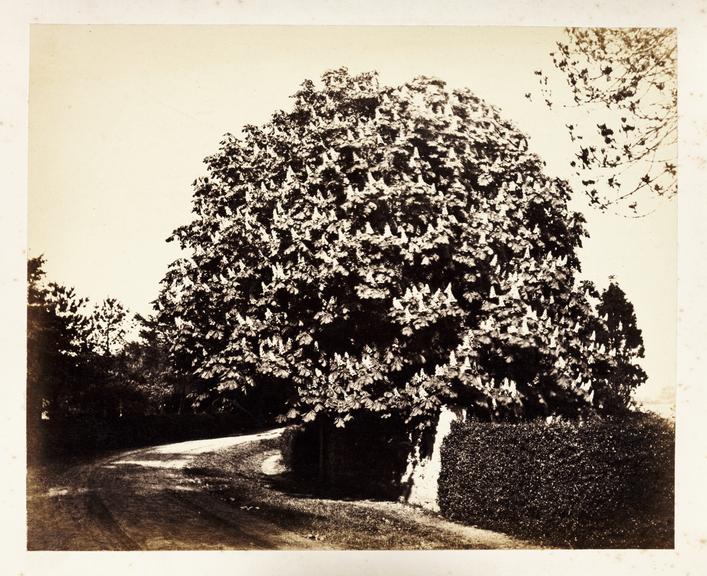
[27, 428, 539, 550]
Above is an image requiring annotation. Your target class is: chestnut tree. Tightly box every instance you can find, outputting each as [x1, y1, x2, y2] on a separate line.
[157, 68, 645, 428]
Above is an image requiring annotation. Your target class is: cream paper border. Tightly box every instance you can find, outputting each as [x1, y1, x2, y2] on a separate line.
[2, 1, 705, 574]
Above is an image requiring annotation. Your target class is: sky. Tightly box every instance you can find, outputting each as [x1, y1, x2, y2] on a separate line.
[28, 25, 676, 413]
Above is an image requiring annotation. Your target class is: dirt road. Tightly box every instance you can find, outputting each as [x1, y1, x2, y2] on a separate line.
[27, 428, 537, 550]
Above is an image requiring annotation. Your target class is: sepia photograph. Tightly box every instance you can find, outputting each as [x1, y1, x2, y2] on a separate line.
[24, 23, 678, 553]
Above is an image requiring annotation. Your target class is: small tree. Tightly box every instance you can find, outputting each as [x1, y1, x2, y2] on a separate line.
[158, 68, 645, 428]
[89, 298, 131, 357]
[592, 281, 647, 412]
[83, 298, 141, 417]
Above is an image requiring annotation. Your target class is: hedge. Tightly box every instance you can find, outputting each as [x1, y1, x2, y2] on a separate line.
[438, 412, 674, 548]
[27, 413, 262, 462]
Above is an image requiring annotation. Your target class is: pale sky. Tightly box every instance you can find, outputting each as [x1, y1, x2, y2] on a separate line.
[28, 25, 676, 412]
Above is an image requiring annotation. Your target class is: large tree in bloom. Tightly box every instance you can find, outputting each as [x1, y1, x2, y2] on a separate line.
[156, 68, 645, 428]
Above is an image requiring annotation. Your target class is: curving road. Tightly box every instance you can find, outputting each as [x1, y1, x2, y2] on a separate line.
[27, 428, 537, 550]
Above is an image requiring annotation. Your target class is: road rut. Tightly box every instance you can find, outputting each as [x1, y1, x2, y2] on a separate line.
[27, 428, 537, 550]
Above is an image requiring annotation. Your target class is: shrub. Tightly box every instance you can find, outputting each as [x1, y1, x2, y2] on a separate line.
[280, 414, 412, 499]
[438, 412, 674, 548]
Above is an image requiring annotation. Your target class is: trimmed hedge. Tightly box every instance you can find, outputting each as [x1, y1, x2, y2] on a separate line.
[438, 413, 674, 548]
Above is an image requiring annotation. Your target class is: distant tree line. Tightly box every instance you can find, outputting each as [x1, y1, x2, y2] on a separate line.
[27, 255, 288, 430]
[26, 255, 188, 423]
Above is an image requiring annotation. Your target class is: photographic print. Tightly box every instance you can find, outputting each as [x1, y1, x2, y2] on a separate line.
[26, 25, 676, 551]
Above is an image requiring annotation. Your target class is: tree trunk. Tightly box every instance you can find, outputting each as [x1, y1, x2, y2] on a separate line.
[177, 392, 184, 415]
[318, 419, 326, 485]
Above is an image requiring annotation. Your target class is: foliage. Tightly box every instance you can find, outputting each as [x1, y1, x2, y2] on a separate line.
[281, 416, 411, 498]
[88, 297, 132, 357]
[534, 28, 676, 215]
[157, 68, 646, 428]
[593, 281, 647, 413]
[27, 256, 93, 421]
[27, 256, 150, 420]
[113, 314, 197, 415]
[438, 414, 674, 548]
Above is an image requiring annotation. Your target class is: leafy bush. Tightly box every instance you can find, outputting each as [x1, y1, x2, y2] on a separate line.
[438, 412, 674, 548]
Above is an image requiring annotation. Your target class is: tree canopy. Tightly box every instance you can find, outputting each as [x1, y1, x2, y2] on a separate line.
[157, 68, 646, 428]
[533, 28, 676, 215]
